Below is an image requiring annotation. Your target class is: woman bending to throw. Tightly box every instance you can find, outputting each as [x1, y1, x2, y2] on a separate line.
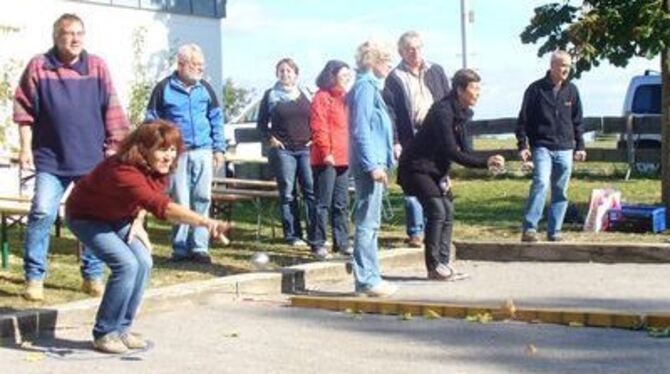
[66, 120, 229, 354]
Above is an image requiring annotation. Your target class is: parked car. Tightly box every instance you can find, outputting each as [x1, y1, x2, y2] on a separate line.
[617, 70, 662, 173]
[225, 98, 263, 162]
[224, 86, 316, 162]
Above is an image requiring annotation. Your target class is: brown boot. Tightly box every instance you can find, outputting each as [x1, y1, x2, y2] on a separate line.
[93, 334, 128, 354]
[24, 280, 44, 301]
[120, 332, 148, 349]
[521, 230, 539, 243]
[406, 236, 424, 248]
[82, 279, 104, 297]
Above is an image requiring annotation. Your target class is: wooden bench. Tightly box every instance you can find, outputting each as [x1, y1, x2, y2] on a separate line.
[0, 196, 32, 270]
[0, 195, 70, 270]
[211, 177, 279, 241]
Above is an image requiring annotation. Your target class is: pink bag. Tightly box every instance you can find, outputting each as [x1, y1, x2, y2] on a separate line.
[583, 189, 622, 232]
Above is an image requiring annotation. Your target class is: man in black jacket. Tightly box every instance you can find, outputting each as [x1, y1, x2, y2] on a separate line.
[516, 50, 587, 243]
[383, 31, 450, 248]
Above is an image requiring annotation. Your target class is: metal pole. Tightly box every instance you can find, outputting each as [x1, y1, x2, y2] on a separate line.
[2, 214, 8, 270]
[460, 0, 469, 68]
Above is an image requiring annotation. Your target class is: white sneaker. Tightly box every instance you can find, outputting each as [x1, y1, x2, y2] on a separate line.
[290, 239, 309, 248]
[358, 281, 398, 298]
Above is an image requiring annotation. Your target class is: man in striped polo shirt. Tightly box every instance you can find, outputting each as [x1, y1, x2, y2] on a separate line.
[13, 13, 129, 301]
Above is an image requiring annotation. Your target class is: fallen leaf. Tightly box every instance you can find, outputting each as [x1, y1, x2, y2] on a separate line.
[20, 341, 33, 349]
[525, 344, 538, 356]
[648, 327, 670, 338]
[466, 312, 492, 324]
[465, 315, 479, 323]
[479, 313, 493, 324]
[399, 312, 413, 321]
[24, 352, 45, 363]
[502, 299, 516, 319]
[424, 309, 441, 320]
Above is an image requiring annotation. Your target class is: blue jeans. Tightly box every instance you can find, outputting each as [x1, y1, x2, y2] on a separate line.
[170, 149, 212, 258]
[24, 172, 103, 281]
[522, 147, 573, 238]
[404, 196, 424, 238]
[269, 148, 316, 244]
[352, 171, 384, 291]
[312, 165, 350, 250]
[67, 218, 152, 340]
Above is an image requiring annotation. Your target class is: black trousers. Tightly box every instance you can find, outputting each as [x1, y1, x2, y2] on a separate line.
[418, 196, 454, 271]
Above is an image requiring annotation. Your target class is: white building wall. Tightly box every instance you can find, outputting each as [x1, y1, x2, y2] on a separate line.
[0, 0, 224, 152]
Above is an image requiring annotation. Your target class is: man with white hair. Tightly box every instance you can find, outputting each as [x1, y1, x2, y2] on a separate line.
[146, 43, 225, 263]
[383, 31, 451, 249]
[516, 50, 586, 243]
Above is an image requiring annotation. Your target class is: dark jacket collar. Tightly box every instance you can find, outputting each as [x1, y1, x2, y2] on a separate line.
[448, 92, 474, 122]
[43, 48, 89, 75]
[169, 71, 203, 91]
[542, 71, 569, 89]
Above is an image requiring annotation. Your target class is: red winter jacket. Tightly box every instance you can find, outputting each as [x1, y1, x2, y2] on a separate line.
[309, 88, 349, 166]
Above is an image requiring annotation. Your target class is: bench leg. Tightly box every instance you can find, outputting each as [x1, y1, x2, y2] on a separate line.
[55, 214, 62, 238]
[254, 197, 262, 242]
[2, 214, 8, 270]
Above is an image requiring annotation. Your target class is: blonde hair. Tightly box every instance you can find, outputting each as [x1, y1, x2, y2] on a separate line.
[355, 39, 393, 71]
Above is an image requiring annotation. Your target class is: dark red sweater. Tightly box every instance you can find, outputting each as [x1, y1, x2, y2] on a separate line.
[66, 156, 171, 222]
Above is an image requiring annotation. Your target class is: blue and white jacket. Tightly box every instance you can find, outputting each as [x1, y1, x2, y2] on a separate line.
[348, 71, 394, 175]
[146, 72, 225, 153]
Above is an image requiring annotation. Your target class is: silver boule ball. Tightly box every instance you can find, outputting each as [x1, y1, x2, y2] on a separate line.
[251, 251, 270, 269]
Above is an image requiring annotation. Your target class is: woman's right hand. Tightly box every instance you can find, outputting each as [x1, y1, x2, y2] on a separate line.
[19, 147, 34, 171]
[487, 155, 506, 174]
[269, 136, 285, 149]
[204, 219, 231, 245]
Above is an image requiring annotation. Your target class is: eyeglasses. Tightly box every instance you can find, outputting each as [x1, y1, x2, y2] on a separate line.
[59, 30, 85, 38]
[188, 60, 206, 69]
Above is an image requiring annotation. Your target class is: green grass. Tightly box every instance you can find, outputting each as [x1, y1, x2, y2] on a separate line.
[0, 164, 665, 310]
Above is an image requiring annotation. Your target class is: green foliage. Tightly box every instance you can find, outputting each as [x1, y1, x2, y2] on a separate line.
[222, 77, 255, 120]
[0, 25, 22, 152]
[520, 0, 670, 76]
[127, 26, 154, 128]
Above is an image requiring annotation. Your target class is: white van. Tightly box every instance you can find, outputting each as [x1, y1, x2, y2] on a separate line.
[618, 70, 662, 149]
[617, 71, 662, 173]
[224, 98, 263, 161]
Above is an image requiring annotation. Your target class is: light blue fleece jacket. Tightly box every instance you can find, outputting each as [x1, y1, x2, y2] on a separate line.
[347, 71, 394, 175]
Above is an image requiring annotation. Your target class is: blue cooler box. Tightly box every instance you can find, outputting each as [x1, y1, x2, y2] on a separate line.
[607, 205, 667, 233]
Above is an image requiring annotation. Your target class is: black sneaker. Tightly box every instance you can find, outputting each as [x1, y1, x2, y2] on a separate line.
[190, 252, 212, 264]
[547, 234, 564, 242]
[336, 246, 354, 256]
[170, 254, 191, 263]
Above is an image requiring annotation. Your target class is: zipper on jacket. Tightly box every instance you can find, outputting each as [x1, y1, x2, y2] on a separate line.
[189, 88, 196, 149]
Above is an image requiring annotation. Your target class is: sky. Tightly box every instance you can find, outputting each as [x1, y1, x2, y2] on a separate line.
[220, 0, 661, 120]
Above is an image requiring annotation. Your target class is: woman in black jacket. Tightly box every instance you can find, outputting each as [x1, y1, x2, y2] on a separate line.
[398, 69, 504, 280]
